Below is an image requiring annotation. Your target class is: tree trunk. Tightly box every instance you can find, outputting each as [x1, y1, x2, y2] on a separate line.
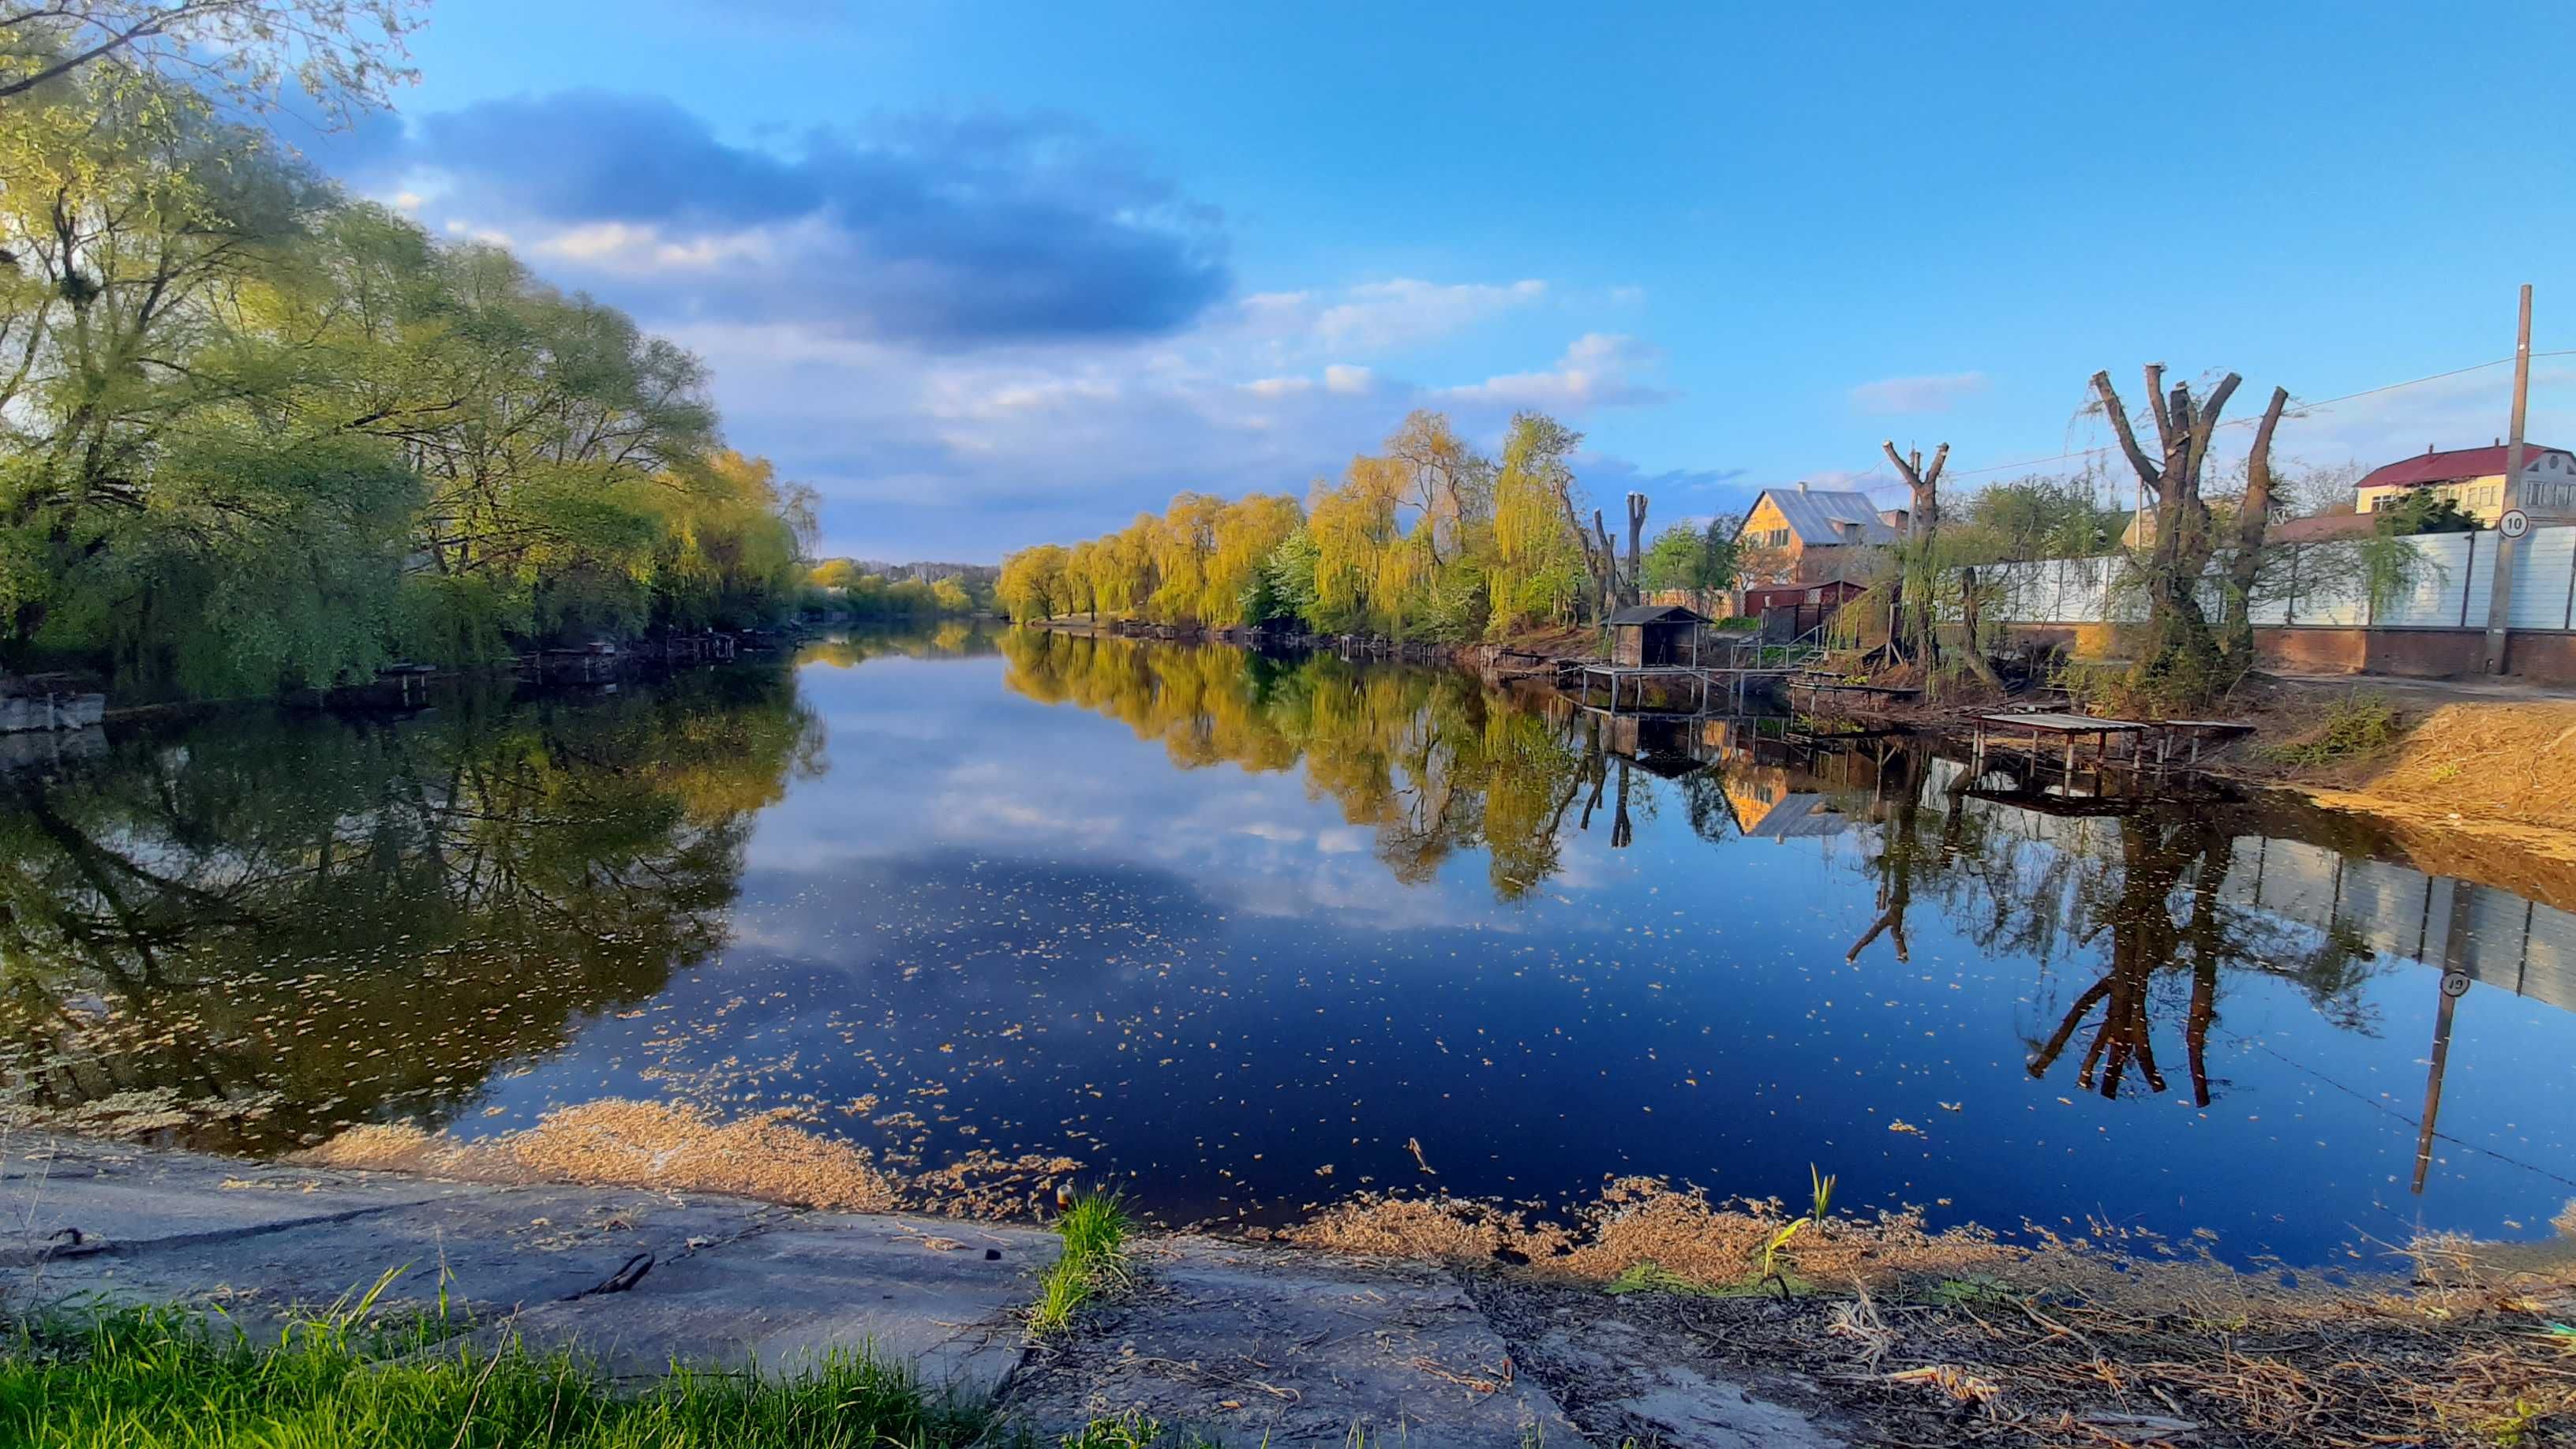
[2218, 387, 2292, 672]
[1624, 493, 1648, 608]
[1880, 441, 1960, 677]
[2088, 365, 2244, 712]
[1593, 509, 1617, 620]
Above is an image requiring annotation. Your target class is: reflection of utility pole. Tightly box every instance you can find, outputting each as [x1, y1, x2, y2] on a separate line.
[2415, 878, 2478, 1193]
[2484, 285, 2534, 674]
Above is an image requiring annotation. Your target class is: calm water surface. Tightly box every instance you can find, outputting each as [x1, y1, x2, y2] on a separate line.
[6, 624, 2574, 1266]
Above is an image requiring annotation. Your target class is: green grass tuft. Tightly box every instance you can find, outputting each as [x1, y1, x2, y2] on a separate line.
[1028, 1188, 1133, 1338]
[2263, 693, 2404, 768]
[0, 1301, 990, 1448]
[1057, 1192, 1132, 1265]
[1028, 1256, 1095, 1336]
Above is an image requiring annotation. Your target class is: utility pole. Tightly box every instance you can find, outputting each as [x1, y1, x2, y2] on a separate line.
[2483, 283, 2533, 674]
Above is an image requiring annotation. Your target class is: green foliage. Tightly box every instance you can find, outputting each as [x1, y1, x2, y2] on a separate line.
[1923, 1274, 2020, 1308]
[2262, 693, 2405, 768]
[1057, 1412, 1222, 1449]
[1008, 409, 1603, 641]
[1638, 516, 1742, 593]
[1057, 1191, 1132, 1264]
[2372, 491, 2481, 537]
[0, 1302, 989, 1449]
[1810, 1164, 1837, 1225]
[1961, 475, 2125, 560]
[0, 57, 817, 695]
[1030, 1189, 1132, 1336]
[1604, 1261, 1721, 1297]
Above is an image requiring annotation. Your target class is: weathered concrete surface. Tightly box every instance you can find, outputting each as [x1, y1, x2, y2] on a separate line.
[1001, 1236, 1582, 1448]
[489, 1217, 1054, 1394]
[2, 1140, 1848, 1447]
[2, 1140, 1049, 1402]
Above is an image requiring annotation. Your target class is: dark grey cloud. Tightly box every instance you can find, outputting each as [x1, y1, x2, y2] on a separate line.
[416, 92, 820, 227]
[338, 91, 1231, 346]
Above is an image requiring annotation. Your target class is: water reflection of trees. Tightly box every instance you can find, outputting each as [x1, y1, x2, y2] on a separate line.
[1002, 630, 1611, 898]
[1813, 745, 2395, 1104]
[796, 620, 1000, 668]
[0, 669, 822, 1151]
[1009, 631, 2503, 1120]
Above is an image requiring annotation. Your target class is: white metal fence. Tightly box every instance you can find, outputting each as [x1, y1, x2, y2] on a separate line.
[1971, 525, 2576, 631]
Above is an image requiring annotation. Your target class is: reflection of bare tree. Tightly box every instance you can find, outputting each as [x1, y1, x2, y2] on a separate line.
[1798, 743, 2391, 1108]
[2024, 820, 2210, 1099]
[1847, 751, 1923, 963]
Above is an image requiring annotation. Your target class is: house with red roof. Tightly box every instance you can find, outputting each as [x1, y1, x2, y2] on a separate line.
[2353, 444, 2576, 522]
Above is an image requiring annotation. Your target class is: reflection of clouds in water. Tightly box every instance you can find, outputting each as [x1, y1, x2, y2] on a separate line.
[747, 657, 1539, 931]
[515, 638, 2576, 1259]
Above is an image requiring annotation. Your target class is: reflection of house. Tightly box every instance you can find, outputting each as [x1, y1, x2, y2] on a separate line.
[1717, 760, 1852, 840]
[1606, 713, 1710, 777]
[2353, 444, 2576, 522]
[1732, 483, 1902, 583]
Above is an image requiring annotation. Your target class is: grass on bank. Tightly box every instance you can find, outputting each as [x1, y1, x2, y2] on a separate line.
[0, 1300, 994, 1448]
[1029, 1190, 1132, 1336]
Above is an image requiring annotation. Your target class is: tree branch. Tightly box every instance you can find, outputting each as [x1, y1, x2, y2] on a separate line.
[2089, 370, 2162, 498]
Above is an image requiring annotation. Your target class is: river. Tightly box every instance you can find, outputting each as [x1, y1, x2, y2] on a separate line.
[3, 623, 2571, 1267]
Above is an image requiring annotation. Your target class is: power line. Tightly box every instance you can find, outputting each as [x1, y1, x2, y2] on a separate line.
[1933, 350, 2576, 482]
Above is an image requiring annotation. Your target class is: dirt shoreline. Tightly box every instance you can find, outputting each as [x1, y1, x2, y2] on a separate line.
[12, 1130, 2575, 1447]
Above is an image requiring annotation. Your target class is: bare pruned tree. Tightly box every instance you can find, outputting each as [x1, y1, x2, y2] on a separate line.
[1880, 440, 2003, 690]
[2087, 365, 2288, 706]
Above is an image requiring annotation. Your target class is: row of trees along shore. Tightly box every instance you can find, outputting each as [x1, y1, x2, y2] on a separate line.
[1005, 369, 2432, 716]
[998, 410, 1734, 642]
[2, 5, 825, 698]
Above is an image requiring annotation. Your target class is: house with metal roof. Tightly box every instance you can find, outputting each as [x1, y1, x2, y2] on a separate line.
[1731, 481, 1903, 583]
[2353, 443, 2576, 522]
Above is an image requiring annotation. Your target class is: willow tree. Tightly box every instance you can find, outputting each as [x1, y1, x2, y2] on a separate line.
[1307, 459, 1405, 635]
[1488, 412, 1592, 633]
[0, 0, 423, 124]
[997, 544, 1070, 622]
[1385, 410, 1491, 565]
[2088, 365, 2290, 708]
[1063, 539, 1106, 622]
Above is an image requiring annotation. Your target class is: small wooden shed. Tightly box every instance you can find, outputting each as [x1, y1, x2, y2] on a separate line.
[1606, 603, 1709, 668]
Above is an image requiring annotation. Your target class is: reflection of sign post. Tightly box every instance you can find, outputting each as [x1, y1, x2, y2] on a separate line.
[2501, 508, 2530, 539]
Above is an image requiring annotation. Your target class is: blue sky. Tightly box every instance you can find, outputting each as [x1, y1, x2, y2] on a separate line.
[313, 0, 2576, 560]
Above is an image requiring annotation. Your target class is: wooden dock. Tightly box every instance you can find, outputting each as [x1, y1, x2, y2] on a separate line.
[1974, 711, 2148, 777]
[1973, 711, 2257, 777]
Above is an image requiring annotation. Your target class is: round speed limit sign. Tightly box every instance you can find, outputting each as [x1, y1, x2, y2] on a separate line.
[2502, 508, 2530, 538]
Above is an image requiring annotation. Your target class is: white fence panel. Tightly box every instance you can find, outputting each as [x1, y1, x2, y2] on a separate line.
[1967, 526, 2576, 634]
[2509, 524, 2576, 631]
[2366, 532, 2470, 627]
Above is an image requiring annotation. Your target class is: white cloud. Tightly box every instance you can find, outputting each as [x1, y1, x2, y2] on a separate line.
[1849, 371, 1989, 415]
[1324, 364, 1374, 395]
[1312, 278, 1545, 351]
[1434, 333, 1673, 410]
